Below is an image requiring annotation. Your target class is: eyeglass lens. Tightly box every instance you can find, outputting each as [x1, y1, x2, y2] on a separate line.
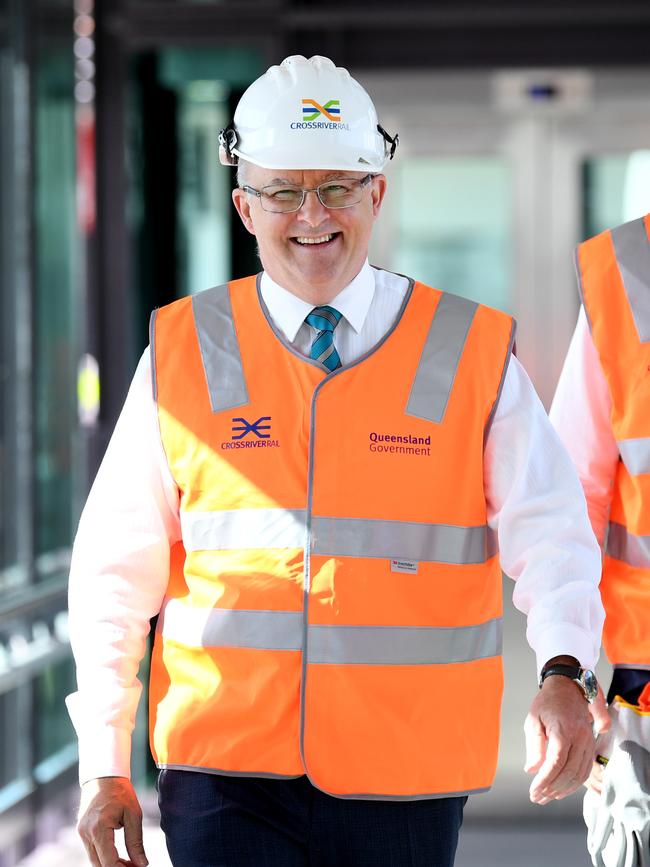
[260, 178, 368, 212]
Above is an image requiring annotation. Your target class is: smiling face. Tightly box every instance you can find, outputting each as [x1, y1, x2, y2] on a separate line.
[231, 165, 387, 305]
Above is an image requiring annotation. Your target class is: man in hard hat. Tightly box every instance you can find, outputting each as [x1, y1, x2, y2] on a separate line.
[69, 55, 607, 867]
[550, 214, 650, 867]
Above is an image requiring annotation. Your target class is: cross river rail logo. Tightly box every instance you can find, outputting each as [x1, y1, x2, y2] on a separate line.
[220, 416, 280, 450]
[369, 431, 431, 457]
[291, 99, 351, 131]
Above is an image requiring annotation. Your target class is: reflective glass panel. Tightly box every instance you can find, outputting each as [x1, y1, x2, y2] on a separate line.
[177, 79, 231, 294]
[0, 45, 18, 583]
[582, 151, 650, 239]
[0, 33, 31, 592]
[34, 657, 76, 766]
[0, 691, 21, 791]
[384, 157, 512, 312]
[33, 45, 78, 566]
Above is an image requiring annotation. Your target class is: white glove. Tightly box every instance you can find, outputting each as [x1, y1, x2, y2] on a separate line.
[584, 687, 650, 867]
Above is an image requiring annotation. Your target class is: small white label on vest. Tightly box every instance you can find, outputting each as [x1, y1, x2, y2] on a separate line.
[391, 559, 419, 574]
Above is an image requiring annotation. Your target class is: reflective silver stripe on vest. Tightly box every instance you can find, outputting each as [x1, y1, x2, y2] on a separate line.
[157, 763, 303, 781]
[158, 601, 501, 664]
[181, 508, 307, 552]
[606, 521, 650, 569]
[406, 292, 478, 424]
[307, 619, 502, 665]
[312, 516, 497, 565]
[192, 283, 249, 413]
[618, 438, 650, 476]
[149, 308, 159, 402]
[484, 318, 516, 443]
[159, 601, 303, 651]
[611, 217, 650, 343]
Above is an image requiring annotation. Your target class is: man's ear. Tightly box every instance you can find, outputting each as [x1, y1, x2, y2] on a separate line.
[370, 174, 387, 217]
[232, 188, 257, 236]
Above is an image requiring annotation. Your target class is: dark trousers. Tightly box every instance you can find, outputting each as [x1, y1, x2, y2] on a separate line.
[158, 770, 467, 867]
[608, 667, 650, 705]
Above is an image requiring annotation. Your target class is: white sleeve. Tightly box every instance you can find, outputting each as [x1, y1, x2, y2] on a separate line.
[549, 308, 619, 547]
[485, 354, 605, 675]
[66, 349, 181, 785]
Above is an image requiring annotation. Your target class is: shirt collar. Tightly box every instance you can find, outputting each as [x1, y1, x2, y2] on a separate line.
[259, 260, 375, 342]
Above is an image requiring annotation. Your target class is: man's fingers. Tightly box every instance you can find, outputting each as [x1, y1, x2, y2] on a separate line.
[78, 778, 145, 867]
[529, 731, 569, 801]
[78, 820, 115, 867]
[78, 812, 122, 867]
[553, 740, 594, 799]
[531, 734, 587, 801]
[524, 713, 546, 773]
[81, 839, 102, 867]
[83, 821, 147, 867]
[123, 808, 148, 867]
[525, 676, 597, 805]
[94, 828, 124, 867]
[530, 727, 594, 803]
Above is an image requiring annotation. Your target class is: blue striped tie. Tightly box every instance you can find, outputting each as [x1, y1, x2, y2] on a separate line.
[305, 306, 343, 371]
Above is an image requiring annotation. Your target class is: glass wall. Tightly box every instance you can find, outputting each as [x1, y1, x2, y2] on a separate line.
[0, 693, 22, 795]
[34, 658, 78, 779]
[0, 13, 25, 595]
[389, 156, 512, 312]
[0, 0, 78, 846]
[34, 42, 78, 570]
[129, 45, 263, 342]
[583, 150, 650, 238]
[30, 0, 78, 788]
[176, 78, 231, 295]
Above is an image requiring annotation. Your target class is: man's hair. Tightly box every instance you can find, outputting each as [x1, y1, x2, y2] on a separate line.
[236, 159, 250, 188]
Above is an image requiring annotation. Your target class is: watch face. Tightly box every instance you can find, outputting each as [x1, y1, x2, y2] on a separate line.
[580, 669, 598, 702]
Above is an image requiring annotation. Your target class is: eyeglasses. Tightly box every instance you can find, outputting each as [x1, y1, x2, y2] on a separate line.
[241, 174, 374, 213]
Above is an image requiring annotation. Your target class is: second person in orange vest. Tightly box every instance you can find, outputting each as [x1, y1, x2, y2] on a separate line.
[69, 55, 608, 867]
[550, 213, 650, 866]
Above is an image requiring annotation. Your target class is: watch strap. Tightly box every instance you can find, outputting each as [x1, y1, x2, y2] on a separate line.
[539, 663, 598, 703]
[540, 663, 582, 685]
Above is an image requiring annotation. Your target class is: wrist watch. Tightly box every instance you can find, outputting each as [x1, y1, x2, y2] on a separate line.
[539, 663, 598, 703]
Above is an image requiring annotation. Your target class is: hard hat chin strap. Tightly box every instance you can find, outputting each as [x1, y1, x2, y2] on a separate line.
[377, 124, 399, 161]
[218, 123, 239, 166]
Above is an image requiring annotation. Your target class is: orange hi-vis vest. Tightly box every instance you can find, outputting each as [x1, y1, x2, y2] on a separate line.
[576, 213, 650, 669]
[149, 271, 515, 800]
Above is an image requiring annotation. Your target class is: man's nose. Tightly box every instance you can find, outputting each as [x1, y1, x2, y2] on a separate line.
[297, 189, 329, 226]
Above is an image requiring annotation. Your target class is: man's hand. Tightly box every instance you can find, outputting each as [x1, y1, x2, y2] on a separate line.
[77, 777, 148, 867]
[524, 675, 596, 804]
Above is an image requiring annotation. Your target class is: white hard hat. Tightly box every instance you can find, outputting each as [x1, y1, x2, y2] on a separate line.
[219, 55, 398, 172]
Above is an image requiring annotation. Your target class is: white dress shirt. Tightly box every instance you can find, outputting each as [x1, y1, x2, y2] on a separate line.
[67, 261, 604, 784]
[549, 306, 619, 546]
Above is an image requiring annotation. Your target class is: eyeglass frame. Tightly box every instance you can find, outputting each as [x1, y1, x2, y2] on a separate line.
[239, 173, 376, 213]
